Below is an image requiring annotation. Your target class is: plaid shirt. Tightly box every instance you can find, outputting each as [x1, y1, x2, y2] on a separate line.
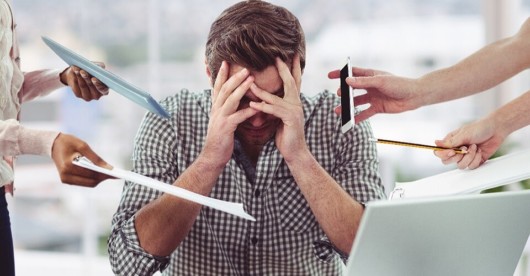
[108, 89, 385, 276]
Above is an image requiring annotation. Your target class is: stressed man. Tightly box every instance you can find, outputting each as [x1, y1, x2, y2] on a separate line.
[108, 1, 385, 275]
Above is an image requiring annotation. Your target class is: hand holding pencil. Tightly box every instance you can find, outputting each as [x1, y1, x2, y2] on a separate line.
[374, 117, 503, 170]
[433, 120, 504, 169]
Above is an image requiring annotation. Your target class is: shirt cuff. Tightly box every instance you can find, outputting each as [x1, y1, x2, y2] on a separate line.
[122, 215, 170, 272]
[18, 126, 60, 157]
[314, 236, 350, 263]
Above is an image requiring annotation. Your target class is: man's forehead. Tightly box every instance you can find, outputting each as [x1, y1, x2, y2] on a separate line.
[251, 67, 283, 93]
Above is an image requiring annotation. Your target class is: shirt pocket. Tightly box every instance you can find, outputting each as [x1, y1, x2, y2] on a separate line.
[274, 174, 318, 233]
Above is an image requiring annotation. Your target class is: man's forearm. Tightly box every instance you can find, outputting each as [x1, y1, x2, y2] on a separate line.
[134, 156, 224, 256]
[285, 150, 363, 254]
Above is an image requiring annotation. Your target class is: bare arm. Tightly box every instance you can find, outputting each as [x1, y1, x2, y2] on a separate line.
[434, 90, 530, 169]
[134, 155, 224, 256]
[328, 17, 530, 123]
[416, 17, 530, 105]
[488, 90, 530, 137]
[20, 65, 109, 103]
[285, 150, 365, 253]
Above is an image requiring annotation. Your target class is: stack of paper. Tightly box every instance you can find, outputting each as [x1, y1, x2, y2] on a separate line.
[389, 149, 530, 200]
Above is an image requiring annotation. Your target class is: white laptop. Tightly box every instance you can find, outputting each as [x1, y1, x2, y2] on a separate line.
[345, 190, 530, 276]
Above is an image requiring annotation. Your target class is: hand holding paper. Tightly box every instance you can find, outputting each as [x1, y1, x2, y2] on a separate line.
[73, 156, 255, 221]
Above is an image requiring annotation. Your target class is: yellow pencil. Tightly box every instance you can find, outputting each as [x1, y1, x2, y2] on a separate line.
[370, 138, 468, 154]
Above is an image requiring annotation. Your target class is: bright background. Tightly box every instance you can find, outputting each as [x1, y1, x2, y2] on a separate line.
[8, 0, 530, 275]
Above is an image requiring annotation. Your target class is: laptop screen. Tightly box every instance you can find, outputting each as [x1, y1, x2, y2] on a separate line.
[345, 190, 530, 276]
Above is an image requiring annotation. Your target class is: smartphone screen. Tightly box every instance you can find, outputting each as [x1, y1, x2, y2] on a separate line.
[340, 57, 354, 133]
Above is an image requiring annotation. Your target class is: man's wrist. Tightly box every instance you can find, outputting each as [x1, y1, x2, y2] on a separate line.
[195, 152, 227, 173]
[283, 148, 314, 171]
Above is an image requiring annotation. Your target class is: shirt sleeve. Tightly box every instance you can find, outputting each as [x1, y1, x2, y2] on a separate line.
[326, 118, 386, 263]
[335, 119, 386, 203]
[0, 119, 59, 157]
[107, 194, 170, 276]
[18, 69, 65, 104]
[108, 106, 179, 275]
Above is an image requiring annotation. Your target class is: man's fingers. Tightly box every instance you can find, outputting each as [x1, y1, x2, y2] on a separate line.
[214, 66, 249, 110]
[212, 61, 228, 105]
[221, 75, 254, 114]
[291, 54, 302, 90]
[228, 107, 259, 126]
[276, 58, 298, 101]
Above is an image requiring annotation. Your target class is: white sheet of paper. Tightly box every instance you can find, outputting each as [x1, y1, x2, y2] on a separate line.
[389, 149, 530, 200]
[73, 156, 255, 221]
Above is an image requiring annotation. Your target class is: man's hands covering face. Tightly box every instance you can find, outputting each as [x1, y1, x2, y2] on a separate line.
[249, 55, 306, 162]
[204, 61, 258, 167]
[204, 55, 306, 166]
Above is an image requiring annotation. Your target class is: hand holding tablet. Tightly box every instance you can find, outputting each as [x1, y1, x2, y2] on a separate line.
[42, 36, 170, 119]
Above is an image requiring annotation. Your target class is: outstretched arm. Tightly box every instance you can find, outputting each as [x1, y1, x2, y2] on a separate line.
[328, 17, 530, 123]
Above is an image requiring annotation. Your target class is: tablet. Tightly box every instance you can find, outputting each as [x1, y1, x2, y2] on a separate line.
[340, 57, 354, 133]
[42, 36, 170, 119]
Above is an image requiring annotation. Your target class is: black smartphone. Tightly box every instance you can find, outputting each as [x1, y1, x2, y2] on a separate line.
[340, 57, 354, 133]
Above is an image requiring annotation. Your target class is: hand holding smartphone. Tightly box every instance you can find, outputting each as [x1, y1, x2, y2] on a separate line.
[340, 57, 354, 133]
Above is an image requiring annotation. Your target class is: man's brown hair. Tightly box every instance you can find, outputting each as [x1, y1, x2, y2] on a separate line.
[205, 0, 306, 84]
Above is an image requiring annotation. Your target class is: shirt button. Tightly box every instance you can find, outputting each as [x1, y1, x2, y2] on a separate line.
[254, 188, 261, 198]
[251, 237, 259, 245]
